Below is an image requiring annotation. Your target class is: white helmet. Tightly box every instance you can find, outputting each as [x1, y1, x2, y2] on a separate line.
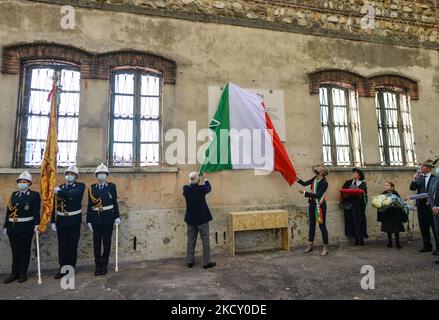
[95, 162, 109, 176]
[64, 165, 79, 177]
[17, 170, 32, 185]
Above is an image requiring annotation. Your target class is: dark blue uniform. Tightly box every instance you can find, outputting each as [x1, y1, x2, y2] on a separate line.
[51, 182, 85, 269]
[87, 182, 120, 271]
[4, 190, 40, 278]
[410, 176, 439, 251]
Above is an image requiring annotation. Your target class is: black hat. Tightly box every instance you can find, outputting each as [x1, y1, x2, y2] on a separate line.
[352, 168, 365, 180]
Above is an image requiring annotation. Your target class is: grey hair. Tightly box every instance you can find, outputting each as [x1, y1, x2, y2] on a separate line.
[189, 171, 199, 184]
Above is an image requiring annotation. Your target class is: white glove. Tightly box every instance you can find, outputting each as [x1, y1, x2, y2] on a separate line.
[54, 187, 61, 194]
[87, 223, 93, 233]
[3, 228, 7, 236]
[34, 225, 39, 234]
[51, 223, 57, 232]
[114, 218, 121, 225]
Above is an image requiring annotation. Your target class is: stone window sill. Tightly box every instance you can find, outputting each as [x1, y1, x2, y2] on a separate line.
[0, 167, 179, 174]
[327, 166, 417, 172]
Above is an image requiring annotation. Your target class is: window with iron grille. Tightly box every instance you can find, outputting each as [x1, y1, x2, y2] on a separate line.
[109, 69, 161, 167]
[319, 85, 363, 166]
[375, 90, 416, 166]
[14, 62, 80, 167]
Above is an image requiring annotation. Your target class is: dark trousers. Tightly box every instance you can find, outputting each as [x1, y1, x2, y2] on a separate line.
[417, 205, 439, 250]
[7, 230, 34, 276]
[309, 203, 329, 245]
[93, 224, 114, 267]
[187, 223, 211, 266]
[57, 223, 81, 269]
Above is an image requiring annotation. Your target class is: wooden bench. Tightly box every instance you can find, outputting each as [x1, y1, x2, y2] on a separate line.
[228, 210, 290, 257]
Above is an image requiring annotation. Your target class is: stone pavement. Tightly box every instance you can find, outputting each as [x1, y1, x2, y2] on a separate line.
[0, 239, 438, 300]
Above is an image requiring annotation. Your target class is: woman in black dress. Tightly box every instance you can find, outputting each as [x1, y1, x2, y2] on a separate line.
[341, 168, 368, 245]
[378, 182, 406, 249]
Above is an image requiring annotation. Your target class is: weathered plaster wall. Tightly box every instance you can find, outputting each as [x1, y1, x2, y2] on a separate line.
[0, 0, 438, 272]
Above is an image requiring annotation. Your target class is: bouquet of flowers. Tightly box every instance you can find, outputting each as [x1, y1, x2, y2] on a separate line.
[371, 194, 405, 210]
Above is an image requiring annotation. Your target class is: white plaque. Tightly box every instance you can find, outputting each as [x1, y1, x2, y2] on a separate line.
[208, 85, 286, 141]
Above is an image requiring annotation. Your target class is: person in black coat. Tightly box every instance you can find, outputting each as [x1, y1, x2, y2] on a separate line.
[409, 159, 439, 254]
[341, 168, 368, 246]
[183, 172, 215, 269]
[431, 170, 439, 265]
[87, 163, 120, 276]
[3, 171, 40, 284]
[377, 182, 407, 249]
[297, 165, 329, 256]
[51, 165, 85, 279]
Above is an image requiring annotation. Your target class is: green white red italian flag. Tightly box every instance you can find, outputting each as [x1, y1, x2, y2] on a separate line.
[200, 83, 297, 185]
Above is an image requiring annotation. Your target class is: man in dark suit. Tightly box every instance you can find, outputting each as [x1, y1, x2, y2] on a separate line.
[87, 163, 120, 276]
[3, 171, 40, 284]
[51, 165, 85, 279]
[430, 167, 439, 265]
[410, 159, 439, 254]
[183, 172, 215, 269]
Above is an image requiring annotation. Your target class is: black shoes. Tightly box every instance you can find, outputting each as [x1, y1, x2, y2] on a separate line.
[54, 272, 67, 279]
[396, 243, 402, 249]
[3, 273, 18, 284]
[432, 250, 439, 256]
[101, 265, 108, 276]
[187, 263, 194, 268]
[18, 274, 27, 283]
[419, 247, 432, 253]
[203, 262, 216, 269]
[387, 242, 393, 248]
[435, 260, 439, 265]
[95, 264, 107, 276]
[95, 267, 102, 276]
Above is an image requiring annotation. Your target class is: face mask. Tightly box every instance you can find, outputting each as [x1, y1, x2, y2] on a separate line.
[65, 175, 75, 183]
[17, 183, 28, 191]
[97, 173, 107, 182]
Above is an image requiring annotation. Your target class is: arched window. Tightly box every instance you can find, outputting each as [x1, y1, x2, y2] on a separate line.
[319, 84, 363, 166]
[16, 61, 81, 167]
[375, 89, 416, 166]
[310, 70, 365, 166]
[109, 68, 161, 167]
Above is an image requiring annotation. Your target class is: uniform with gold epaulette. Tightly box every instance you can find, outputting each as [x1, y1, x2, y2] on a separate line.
[51, 166, 85, 279]
[3, 171, 40, 284]
[87, 163, 120, 276]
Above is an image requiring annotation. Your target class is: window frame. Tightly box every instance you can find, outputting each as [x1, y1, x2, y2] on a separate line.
[13, 60, 81, 168]
[108, 67, 163, 168]
[319, 84, 363, 167]
[375, 89, 416, 166]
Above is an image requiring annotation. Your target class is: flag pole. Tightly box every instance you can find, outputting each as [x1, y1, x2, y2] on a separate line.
[36, 232, 42, 284]
[115, 223, 119, 272]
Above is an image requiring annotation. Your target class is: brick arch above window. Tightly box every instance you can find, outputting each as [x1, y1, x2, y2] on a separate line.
[94, 51, 176, 84]
[1, 43, 177, 84]
[308, 69, 419, 100]
[367, 74, 419, 100]
[1, 43, 94, 77]
[308, 69, 367, 96]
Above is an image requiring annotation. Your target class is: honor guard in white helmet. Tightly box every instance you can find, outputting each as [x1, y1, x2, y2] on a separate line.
[3, 171, 41, 284]
[51, 165, 85, 279]
[87, 163, 120, 276]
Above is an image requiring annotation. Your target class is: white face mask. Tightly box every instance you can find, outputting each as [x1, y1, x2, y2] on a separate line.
[97, 173, 107, 182]
[17, 183, 29, 191]
[65, 175, 75, 183]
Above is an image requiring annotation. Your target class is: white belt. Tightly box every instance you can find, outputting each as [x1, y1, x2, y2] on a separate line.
[57, 209, 82, 217]
[8, 217, 34, 223]
[92, 205, 114, 212]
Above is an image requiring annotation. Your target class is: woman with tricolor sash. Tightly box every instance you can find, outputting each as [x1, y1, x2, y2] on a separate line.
[298, 165, 329, 256]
